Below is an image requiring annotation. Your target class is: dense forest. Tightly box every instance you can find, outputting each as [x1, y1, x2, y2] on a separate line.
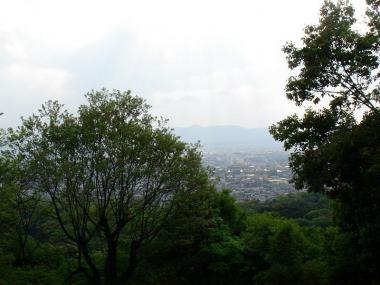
[1, 0, 380, 284]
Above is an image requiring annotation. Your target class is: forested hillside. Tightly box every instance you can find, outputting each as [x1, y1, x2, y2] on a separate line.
[0, 156, 342, 285]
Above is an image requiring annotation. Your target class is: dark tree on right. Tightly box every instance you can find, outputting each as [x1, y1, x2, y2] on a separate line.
[270, 1, 380, 284]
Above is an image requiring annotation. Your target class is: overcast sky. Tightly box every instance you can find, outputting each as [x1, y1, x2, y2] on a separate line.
[0, 0, 367, 128]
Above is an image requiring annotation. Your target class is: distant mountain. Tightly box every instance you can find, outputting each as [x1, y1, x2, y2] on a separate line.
[174, 126, 283, 151]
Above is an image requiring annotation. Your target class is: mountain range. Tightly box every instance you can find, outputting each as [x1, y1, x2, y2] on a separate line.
[174, 126, 283, 151]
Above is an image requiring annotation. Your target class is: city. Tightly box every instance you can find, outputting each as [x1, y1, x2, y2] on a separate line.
[203, 149, 297, 201]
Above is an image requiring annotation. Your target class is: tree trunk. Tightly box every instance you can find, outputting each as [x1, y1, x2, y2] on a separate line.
[15, 232, 27, 267]
[105, 238, 118, 285]
[119, 240, 141, 284]
[81, 241, 101, 285]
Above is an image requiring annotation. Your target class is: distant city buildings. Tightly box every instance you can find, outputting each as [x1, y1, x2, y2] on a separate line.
[203, 150, 297, 201]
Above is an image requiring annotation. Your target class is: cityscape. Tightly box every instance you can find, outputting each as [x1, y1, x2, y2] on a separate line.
[203, 149, 297, 201]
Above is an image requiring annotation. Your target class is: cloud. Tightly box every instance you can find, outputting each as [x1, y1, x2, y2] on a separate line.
[0, 32, 74, 127]
[0, 0, 367, 129]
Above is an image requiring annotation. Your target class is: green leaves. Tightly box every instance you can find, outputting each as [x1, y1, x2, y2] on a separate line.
[273, 1, 380, 282]
[283, 0, 380, 112]
[5, 88, 211, 284]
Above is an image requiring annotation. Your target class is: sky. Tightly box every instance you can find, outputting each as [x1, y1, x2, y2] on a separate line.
[0, 0, 367, 129]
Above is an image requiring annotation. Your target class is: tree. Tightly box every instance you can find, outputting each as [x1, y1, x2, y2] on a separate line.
[139, 188, 245, 285]
[0, 157, 57, 270]
[255, 223, 307, 285]
[6, 89, 209, 285]
[270, 1, 380, 283]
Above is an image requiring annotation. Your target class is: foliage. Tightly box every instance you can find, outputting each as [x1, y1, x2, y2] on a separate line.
[270, 1, 380, 283]
[240, 192, 333, 227]
[3, 89, 210, 285]
[0, 148, 340, 285]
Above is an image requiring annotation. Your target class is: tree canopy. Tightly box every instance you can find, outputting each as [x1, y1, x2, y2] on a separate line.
[270, 1, 380, 283]
[4, 89, 211, 284]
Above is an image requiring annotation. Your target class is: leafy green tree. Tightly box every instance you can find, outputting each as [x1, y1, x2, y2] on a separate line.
[270, 0, 380, 283]
[215, 189, 246, 234]
[6, 89, 209, 285]
[0, 154, 68, 284]
[134, 185, 219, 284]
[242, 214, 284, 279]
[135, 188, 246, 285]
[255, 223, 306, 285]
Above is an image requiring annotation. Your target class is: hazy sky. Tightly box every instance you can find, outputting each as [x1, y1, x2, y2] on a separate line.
[0, 0, 367, 128]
